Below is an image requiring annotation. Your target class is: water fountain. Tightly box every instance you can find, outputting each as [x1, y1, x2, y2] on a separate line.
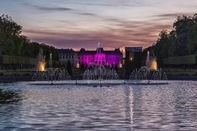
[32, 50, 71, 83]
[49, 53, 52, 68]
[129, 66, 167, 80]
[129, 51, 167, 80]
[31, 68, 71, 82]
[37, 48, 46, 71]
[81, 64, 121, 86]
[78, 43, 122, 85]
[82, 64, 119, 80]
[146, 51, 157, 70]
[31, 47, 167, 86]
[31, 46, 122, 85]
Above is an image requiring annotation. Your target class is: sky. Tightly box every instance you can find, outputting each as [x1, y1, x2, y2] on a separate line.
[0, 0, 197, 50]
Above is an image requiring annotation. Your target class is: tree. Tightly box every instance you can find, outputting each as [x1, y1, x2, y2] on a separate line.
[0, 13, 61, 67]
[187, 14, 197, 54]
[67, 60, 73, 76]
[0, 14, 22, 36]
[0, 14, 23, 56]
[154, 30, 171, 58]
[80, 63, 85, 71]
[172, 15, 194, 56]
[145, 13, 197, 60]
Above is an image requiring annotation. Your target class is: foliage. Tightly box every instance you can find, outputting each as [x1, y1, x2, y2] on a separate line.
[163, 55, 197, 65]
[0, 14, 59, 61]
[144, 13, 197, 66]
[67, 60, 73, 76]
[1, 55, 36, 64]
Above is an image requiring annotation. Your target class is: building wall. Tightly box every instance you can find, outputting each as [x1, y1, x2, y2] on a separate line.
[125, 47, 142, 78]
[58, 49, 77, 66]
[79, 52, 122, 67]
[58, 48, 123, 68]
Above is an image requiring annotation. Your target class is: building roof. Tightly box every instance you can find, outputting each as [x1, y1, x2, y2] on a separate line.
[58, 49, 75, 53]
[125, 47, 142, 52]
[57, 48, 122, 55]
[78, 48, 122, 54]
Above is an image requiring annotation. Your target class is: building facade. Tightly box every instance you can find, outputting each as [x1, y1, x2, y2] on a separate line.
[58, 49, 78, 66]
[78, 47, 123, 68]
[125, 47, 142, 78]
[58, 47, 123, 68]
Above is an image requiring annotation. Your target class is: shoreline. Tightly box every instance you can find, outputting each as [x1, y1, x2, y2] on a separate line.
[0, 75, 196, 83]
[0, 75, 32, 83]
[167, 75, 197, 81]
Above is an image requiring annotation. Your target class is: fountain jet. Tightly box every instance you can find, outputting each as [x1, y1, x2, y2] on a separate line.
[49, 53, 52, 68]
[37, 48, 46, 71]
[146, 51, 157, 70]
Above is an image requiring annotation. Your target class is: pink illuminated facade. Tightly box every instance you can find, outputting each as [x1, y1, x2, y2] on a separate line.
[78, 47, 123, 67]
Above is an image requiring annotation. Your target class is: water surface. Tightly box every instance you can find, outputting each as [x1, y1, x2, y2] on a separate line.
[0, 81, 197, 130]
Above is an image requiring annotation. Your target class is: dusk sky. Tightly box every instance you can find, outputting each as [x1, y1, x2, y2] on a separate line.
[0, 0, 197, 50]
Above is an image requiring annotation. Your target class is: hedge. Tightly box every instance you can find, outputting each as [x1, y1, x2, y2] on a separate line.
[163, 55, 197, 65]
[0, 55, 37, 65]
[0, 55, 67, 66]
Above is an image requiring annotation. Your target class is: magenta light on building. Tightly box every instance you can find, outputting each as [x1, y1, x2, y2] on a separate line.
[78, 47, 123, 67]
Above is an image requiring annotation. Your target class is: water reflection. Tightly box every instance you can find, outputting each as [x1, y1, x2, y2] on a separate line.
[19, 86, 131, 130]
[0, 81, 197, 130]
[0, 89, 22, 104]
[0, 89, 22, 130]
[131, 81, 197, 130]
[123, 86, 134, 130]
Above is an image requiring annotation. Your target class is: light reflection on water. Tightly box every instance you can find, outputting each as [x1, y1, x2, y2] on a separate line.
[0, 81, 197, 130]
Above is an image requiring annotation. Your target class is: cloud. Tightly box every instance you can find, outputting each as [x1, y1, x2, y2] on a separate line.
[9, 0, 197, 51]
[21, 2, 178, 50]
[51, 0, 156, 7]
[77, 12, 96, 17]
[22, 3, 73, 12]
[35, 6, 72, 12]
[153, 13, 196, 21]
[22, 2, 99, 18]
[23, 18, 172, 50]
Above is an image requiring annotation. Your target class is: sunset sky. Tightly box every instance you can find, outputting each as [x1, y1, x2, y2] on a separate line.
[0, 0, 197, 50]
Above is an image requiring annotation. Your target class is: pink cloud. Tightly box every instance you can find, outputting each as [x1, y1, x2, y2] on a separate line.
[23, 19, 172, 50]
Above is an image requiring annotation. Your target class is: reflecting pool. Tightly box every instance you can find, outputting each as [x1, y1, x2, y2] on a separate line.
[0, 81, 197, 130]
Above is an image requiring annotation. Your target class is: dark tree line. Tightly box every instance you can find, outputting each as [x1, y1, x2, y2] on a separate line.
[0, 14, 59, 61]
[144, 13, 197, 66]
[67, 60, 73, 76]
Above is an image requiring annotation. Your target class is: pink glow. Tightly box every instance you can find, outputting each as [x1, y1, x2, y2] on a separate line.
[79, 52, 122, 67]
[94, 53, 106, 64]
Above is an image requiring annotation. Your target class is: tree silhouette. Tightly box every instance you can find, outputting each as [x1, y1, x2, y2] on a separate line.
[67, 60, 73, 76]
[0, 14, 59, 61]
[144, 13, 197, 63]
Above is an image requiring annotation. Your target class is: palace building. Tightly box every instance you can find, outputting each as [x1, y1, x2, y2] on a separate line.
[58, 45, 123, 68]
[58, 49, 78, 66]
[78, 47, 123, 68]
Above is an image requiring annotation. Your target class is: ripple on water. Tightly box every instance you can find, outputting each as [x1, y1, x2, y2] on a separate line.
[0, 81, 197, 130]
